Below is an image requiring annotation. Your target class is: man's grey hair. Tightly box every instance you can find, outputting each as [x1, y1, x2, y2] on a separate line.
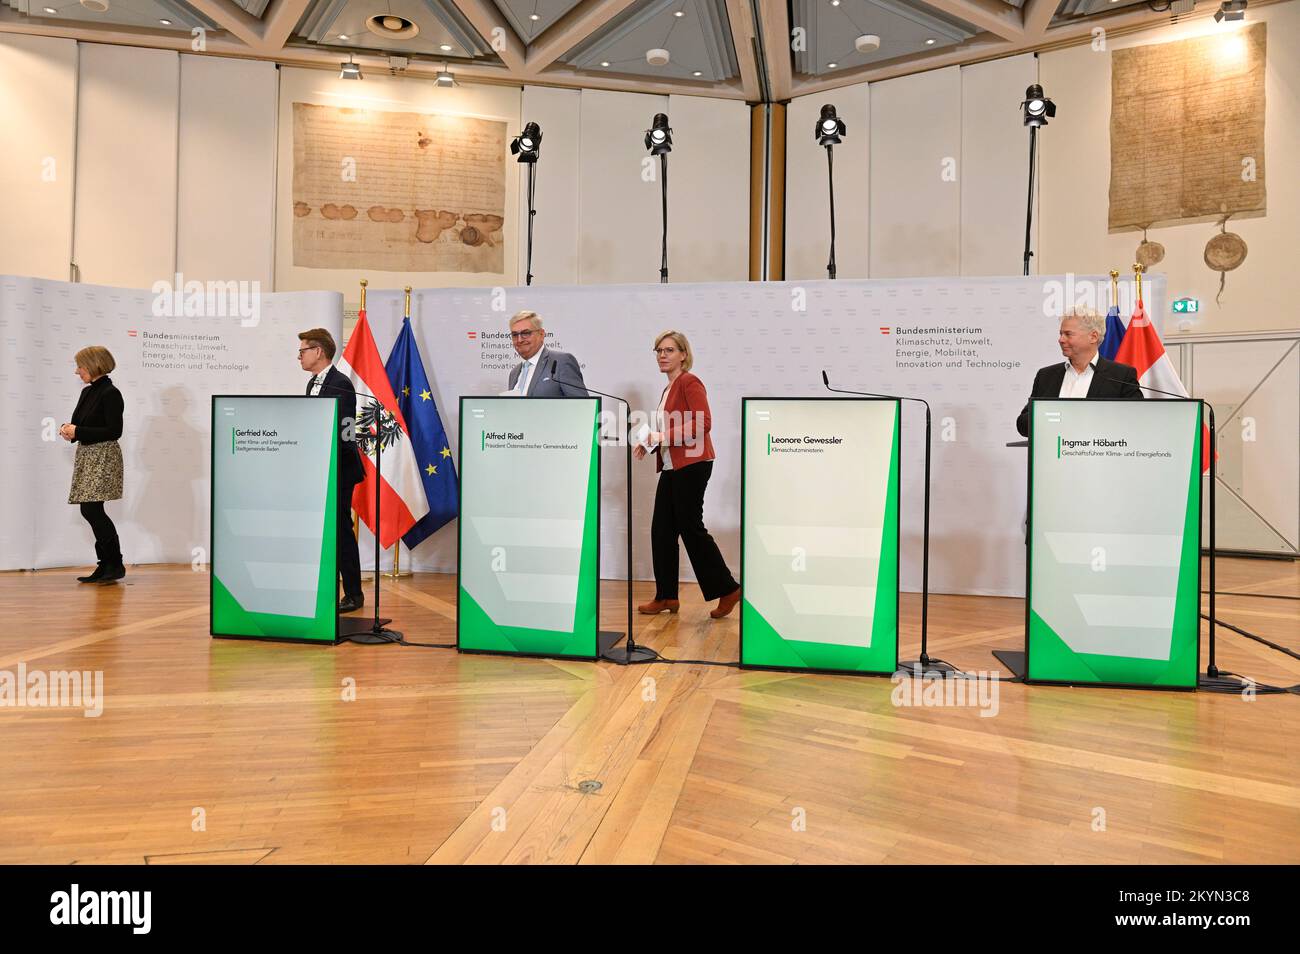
[1061, 308, 1106, 339]
[508, 310, 544, 331]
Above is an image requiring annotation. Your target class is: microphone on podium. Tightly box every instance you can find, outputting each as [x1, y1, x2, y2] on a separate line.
[547, 360, 656, 666]
[820, 370, 943, 676]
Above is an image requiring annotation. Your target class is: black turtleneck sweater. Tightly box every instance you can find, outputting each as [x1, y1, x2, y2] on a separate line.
[71, 375, 124, 446]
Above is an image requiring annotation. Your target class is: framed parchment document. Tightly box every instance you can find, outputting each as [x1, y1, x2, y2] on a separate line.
[292, 103, 507, 273]
[1109, 23, 1266, 231]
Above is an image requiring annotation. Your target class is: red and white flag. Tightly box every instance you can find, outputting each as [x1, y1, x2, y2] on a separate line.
[338, 310, 430, 547]
[1114, 297, 1213, 474]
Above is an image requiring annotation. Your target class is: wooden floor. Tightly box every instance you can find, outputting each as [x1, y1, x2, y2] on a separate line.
[0, 557, 1296, 865]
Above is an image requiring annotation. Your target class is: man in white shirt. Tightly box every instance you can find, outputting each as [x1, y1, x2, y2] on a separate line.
[506, 311, 587, 397]
[1016, 308, 1143, 436]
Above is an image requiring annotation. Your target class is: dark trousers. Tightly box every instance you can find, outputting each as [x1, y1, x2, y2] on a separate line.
[78, 502, 121, 565]
[338, 474, 363, 598]
[651, 460, 738, 602]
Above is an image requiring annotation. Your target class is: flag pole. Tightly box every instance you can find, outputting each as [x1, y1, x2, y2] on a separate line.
[342, 276, 402, 644]
[387, 284, 415, 581]
[1133, 261, 1144, 311]
[1109, 269, 1119, 310]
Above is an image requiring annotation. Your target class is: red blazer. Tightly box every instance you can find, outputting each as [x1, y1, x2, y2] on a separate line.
[656, 371, 716, 472]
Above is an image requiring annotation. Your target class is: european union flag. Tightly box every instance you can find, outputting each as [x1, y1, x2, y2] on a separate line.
[385, 317, 458, 549]
[1099, 305, 1127, 361]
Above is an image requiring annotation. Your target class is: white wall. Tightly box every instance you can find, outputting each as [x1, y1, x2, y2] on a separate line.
[177, 56, 278, 288]
[784, 56, 1036, 281]
[73, 44, 180, 290]
[0, 34, 76, 282]
[1039, 5, 1300, 335]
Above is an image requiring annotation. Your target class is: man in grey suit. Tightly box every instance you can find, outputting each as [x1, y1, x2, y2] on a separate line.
[506, 310, 588, 396]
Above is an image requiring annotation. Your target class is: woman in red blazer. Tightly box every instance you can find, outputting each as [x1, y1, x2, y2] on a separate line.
[633, 330, 741, 619]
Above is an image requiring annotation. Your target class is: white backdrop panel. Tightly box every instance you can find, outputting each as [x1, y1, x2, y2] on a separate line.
[0, 275, 341, 570]
[364, 275, 1165, 596]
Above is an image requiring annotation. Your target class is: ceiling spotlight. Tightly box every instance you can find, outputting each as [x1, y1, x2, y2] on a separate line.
[340, 56, 362, 80]
[159, 18, 171, 24]
[647, 48, 670, 66]
[529, 13, 539, 19]
[827, 62, 838, 69]
[338, 33, 348, 39]
[79, 0, 109, 11]
[440, 44, 452, 51]
[1021, 83, 1055, 127]
[674, 9, 685, 15]
[1215, 0, 1246, 21]
[693, 70, 702, 77]
[831, 0, 840, 5]
[925, 37, 936, 45]
[511, 121, 542, 163]
[43, 5, 57, 11]
[600, 61, 611, 67]
[435, 68, 455, 87]
[815, 103, 846, 146]
[645, 112, 672, 156]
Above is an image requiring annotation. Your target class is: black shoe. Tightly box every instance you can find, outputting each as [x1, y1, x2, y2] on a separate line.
[77, 564, 106, 583]
[338, 593, 365, 613]
[96, 564, 126, 584]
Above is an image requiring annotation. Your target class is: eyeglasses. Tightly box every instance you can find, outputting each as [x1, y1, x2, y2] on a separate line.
[654, 347, 679, 356]
[297, 345, 320, 356]
[510, 330, 537, 341]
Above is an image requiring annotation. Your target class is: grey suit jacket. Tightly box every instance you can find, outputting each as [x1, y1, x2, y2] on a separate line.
[507, 347, 588, 397]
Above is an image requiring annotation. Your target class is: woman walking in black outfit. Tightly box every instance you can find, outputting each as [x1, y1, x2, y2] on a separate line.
[60, 346, 126, 584]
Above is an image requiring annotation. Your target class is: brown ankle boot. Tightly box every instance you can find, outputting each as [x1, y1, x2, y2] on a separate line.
[638, 598, 680, 615]
[710, 587, 742, 619]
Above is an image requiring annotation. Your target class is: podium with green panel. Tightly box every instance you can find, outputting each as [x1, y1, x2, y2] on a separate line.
[1025, 398, 1203, 689]
[740, 397, 900, 675]
[457, 396, 601, 660]
[211, 395, 339, 643]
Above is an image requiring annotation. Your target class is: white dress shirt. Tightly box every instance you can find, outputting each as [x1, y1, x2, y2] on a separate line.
[1059, 359, 1097, 399]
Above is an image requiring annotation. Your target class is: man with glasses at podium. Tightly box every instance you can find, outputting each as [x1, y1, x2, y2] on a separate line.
[506, 311, 587, 397]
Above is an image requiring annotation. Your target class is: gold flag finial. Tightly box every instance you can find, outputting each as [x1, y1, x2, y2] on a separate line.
[1132, 262, 1144, 304]
[404, 286, 412, 319]
[359, 278, 368, 312]
[1109, 269, 1119, 306]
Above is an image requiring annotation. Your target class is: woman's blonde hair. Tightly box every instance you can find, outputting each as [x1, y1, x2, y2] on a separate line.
[653, 330, 693, 372]
[75, 345, 116, 378]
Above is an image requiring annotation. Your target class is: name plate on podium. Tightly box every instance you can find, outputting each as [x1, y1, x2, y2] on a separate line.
[457, 396, 601, 659]
[211, 395, 339, 643]
[740, 397, 900, 674]
[1027, 398, 1203, 688]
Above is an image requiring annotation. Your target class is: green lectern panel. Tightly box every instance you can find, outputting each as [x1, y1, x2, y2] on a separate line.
[211, 395, 339, 643]
[457, 396, 601, 659]
[740, 397, 900, 674]
[1027, 398, 1202, 688]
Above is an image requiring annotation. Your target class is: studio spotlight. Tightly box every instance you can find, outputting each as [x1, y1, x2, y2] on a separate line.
[815, 103, 845, 146]
[1020, 85, 1056, 275]
[340, 55, 362, 80]
[1021, 83, 1055, 127]
[511, 121, 542, 163]
[1215, 0, 1246, 21]
[435, 68, 455, 87]
[645, 114, 673, 283]
[645, 113, 673, 156]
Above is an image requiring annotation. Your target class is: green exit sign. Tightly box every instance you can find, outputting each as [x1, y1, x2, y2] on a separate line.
[1173, 297, 1200, 314]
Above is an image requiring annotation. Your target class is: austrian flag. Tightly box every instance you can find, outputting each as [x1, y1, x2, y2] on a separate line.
[338, 310, 430, 547]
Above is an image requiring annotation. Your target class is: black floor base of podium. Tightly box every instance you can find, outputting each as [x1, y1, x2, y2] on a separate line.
[338, 616, 397, 644]
[992, 649, 1026, 679]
